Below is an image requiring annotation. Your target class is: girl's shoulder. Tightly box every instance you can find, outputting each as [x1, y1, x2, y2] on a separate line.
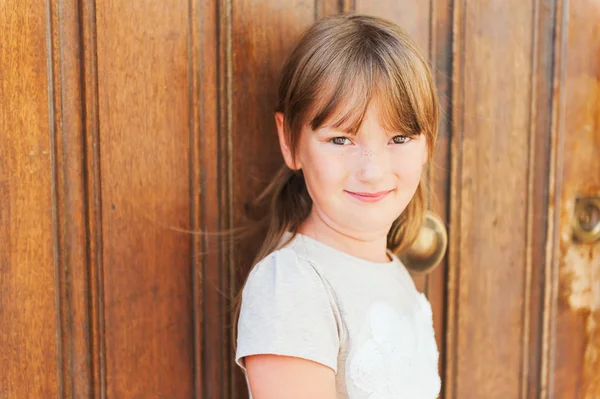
[251, 245, 307, 273]
[244, 245, 328, 297]
[236, 244, 341, 376]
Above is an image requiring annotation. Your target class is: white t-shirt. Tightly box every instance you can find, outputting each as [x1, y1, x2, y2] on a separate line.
[235, 232, 441, 399]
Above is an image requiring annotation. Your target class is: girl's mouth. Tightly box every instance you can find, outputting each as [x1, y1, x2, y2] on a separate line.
[344, 189, 394, 203]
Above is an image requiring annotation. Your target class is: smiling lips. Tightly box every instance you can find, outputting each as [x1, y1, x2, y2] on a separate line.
[345, 189, 394, 203]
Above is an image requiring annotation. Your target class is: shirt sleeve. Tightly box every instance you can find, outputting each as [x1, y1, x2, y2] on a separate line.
[235, 247, 340, 373]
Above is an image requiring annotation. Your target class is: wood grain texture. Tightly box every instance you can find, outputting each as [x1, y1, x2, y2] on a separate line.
[190, 1, 223, 398]
[428, 0, 453, 392]
[550, 0, 600, 397]
[355, 0, 431, 56]
[48, 0, 96, 396]
[80, 0, 106, 396]
[315, 0, 350, 18]
[0, 1, 60, 398]
[446, 1, 465, 395]
[521, 1, 557, 398]
[540, 1, 566, 397]
[95, 1, 194, 397]
[197, 0, 236, 398]
[448, 1, 536, 398]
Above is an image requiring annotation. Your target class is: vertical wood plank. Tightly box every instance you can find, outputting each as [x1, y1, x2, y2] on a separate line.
[446, 1, 465, 396]
[548, 0, 600, 398]
[196, 0, 236, 398]
[80, 0, 106, 396]
[95, 1, 194, 397]
[315, 0, 353, 18]
[0, 1, 60, 398]
[539, 1, 564, 397]
[315, 0, 339, 18]
[521, 1, 557, 398]
[448, 1, 535, 398]
[428, 0, 453, 394]
[48, 0, 98, 396]
[190, 0, 220, 398]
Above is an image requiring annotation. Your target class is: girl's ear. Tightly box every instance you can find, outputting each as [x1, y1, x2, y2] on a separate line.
[275, 112, 301, 170]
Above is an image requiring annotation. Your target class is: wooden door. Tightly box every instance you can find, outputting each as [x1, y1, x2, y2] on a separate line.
[1, 0, 598, 398]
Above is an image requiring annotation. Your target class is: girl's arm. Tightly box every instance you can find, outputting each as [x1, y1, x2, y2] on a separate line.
[245, 354, 336, 399]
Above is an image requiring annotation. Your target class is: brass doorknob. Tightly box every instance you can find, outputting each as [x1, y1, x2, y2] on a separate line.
[400, 210, 448, 274]
[572, 196, 600, 243]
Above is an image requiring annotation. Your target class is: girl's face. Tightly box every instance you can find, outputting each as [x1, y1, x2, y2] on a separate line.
[276, 103, 428, 239]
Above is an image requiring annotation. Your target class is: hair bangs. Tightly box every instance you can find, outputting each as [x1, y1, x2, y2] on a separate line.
[306, 59, 375, 135]
[303, 51, 432, 138]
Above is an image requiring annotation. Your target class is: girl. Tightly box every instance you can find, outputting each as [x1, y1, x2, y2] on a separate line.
[234, 13, 441, 399]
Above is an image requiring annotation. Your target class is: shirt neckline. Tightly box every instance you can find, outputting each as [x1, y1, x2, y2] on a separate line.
[283, 231, 399, 268]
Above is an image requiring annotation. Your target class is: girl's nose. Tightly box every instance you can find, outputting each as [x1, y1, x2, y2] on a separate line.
[356, 147, 387, 182]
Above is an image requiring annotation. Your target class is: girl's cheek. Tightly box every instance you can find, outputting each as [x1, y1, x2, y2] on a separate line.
[310, 153, 346, 182]
[391, 151, 425, 174]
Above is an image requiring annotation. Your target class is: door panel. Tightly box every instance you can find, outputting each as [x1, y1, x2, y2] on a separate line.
[1, 0, 598, 398]
[448, 1, 537, 398]
[550, 1, 600, 397]
[1, 2, 60, 397]
[95, 1, 195, 397]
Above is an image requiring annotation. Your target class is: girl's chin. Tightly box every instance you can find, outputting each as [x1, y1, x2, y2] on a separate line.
[338, 218, 396, 233]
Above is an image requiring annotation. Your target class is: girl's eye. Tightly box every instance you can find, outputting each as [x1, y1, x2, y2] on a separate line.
[391, 135, 411, 144]
[330, 137, 352, 145]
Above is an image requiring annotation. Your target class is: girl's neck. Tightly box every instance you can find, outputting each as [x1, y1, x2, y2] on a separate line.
[296, 210, 391, 263]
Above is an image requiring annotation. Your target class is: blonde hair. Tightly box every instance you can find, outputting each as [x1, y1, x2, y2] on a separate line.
[232, 13, 438, 349]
